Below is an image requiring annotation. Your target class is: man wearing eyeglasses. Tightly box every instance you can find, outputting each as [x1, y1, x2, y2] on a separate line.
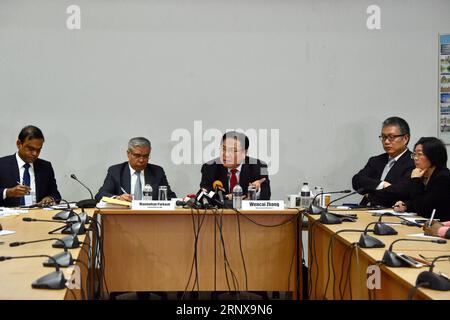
[95, 137, 176, 202]
[352, 117, 415, 207]
[200, 131, 271, 200]
[0, 125, 61, 207]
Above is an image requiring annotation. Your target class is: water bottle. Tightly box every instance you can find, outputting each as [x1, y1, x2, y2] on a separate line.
[247, 185, 257, 200]
[143, 184, 153, 201]
[299, 182, 311, 208]
[232, 184, 243, 209]
[314, 186, 323, 206]
[158, 186, 168, 200]
[31, 190, 36, 204]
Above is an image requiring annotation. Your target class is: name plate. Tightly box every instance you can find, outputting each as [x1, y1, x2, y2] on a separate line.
[241, 200, 285, 210]
[131, 200, 175, 210]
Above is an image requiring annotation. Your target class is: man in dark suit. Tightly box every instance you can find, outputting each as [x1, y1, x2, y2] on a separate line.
[352, 117, 415, 207]
[95, 137, 176, 202]
[0, 125, 61, 207]
[96, 136, 175, 300]
[200, 131, 271, 200]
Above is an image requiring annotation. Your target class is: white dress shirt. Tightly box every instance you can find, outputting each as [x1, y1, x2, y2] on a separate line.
[227, 163, 261, 199]
[376, 148, 408, 190]
[2, 153, 36, 203]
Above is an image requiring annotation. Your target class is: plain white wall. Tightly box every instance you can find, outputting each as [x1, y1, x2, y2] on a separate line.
[1, 0, 450, 203]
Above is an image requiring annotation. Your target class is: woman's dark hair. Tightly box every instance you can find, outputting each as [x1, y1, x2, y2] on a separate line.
[18, 125, 45, 143]
[415, 137, 447, 169]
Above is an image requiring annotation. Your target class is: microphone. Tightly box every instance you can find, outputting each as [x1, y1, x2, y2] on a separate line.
[416, 255, 450, 291]
[358, 221, 390, 248]
[357, 217, 408, 248]
[195, 189, 214, 209]
[66, 208, 90, 225]
[22, 217, 86, 235]
[23, 217, 69, 223]
[361, 213, 422, 241]
[325, 188, 365, 211]
[309, 189, 351, 215]
[176, 194, 201, 208]
[9, 238, 74, 267]
[0, 254, 66, 289]
[382, 238, 447, 267]
[70, 174, 97, 208]
[213, 180, 225, 205]
[53, 198, 76, 221]
[318, 189, 363, 225]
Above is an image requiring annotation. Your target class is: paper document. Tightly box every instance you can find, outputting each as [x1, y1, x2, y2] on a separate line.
[406, 233, 443, 240]
[97, 197, 131, 209]
[0, 230, 16, 236]
[0, 208, 28, 217]
[367, 209, 417, 217]
[48, 203, 78, 210]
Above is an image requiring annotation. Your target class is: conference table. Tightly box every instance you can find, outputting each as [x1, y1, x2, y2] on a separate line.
[0, 208, 93, 300]
[97, 207, 302, 299]
[6, 205, 447, 300]
[0, 206, 301, 299]
[306, 209, 450, 300]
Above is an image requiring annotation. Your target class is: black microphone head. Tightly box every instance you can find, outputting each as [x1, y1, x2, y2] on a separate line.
[9, 242, 21, 247]
[22, 217, 33, 222]
[70, 174, 77, 180]
[433, 239, 447, 244]
[176, 200, 186, 206]
[343, 189, 352, 193]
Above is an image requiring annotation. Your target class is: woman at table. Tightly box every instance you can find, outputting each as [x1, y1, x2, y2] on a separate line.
[393, 137, 450, 221]
[423, 221, 450, 239]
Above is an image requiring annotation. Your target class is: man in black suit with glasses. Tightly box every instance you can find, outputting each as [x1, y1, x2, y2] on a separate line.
[352, 117, 415, 207]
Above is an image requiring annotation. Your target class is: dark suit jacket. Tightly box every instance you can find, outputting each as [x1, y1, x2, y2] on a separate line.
[352, 150, 415, 207]
[405, 167, 450, 221]
[95, 162, 176, 201]
[200, 157, 271, 200]
[445, 228, 450, 239]
[0, 154, 61, 207]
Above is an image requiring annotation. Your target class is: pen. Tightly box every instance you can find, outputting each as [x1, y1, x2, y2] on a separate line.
[411, 256, 431, 267]
[428, 209, 436, 227]
[120, 187, 127, 194]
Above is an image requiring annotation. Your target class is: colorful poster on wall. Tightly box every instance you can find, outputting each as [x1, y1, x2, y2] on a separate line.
[439, 34, 450, 142]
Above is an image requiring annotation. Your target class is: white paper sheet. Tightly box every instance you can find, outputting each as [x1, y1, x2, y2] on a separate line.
[406, 233, 443, 240]
[0, 230, 16, 236]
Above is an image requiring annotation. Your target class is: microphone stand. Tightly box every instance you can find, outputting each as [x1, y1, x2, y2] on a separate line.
[0, 255, 67, 289]
[416, 255, 450, 291]
[71, 174, 97, 208]
[382, 238, 447, 267]
[53, 199, 77, 221]
[9, 238, 74, 267]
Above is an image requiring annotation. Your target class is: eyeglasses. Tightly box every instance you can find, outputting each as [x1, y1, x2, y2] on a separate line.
[129, 152, 150, 159]
[378, 134, 406, 142]
[410, 152, 425, 159]
[221, 147, 244, 155]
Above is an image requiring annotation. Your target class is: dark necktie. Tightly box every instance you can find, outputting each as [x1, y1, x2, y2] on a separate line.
[20, 163, 31, 205]
[230, 169, 238, 192]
